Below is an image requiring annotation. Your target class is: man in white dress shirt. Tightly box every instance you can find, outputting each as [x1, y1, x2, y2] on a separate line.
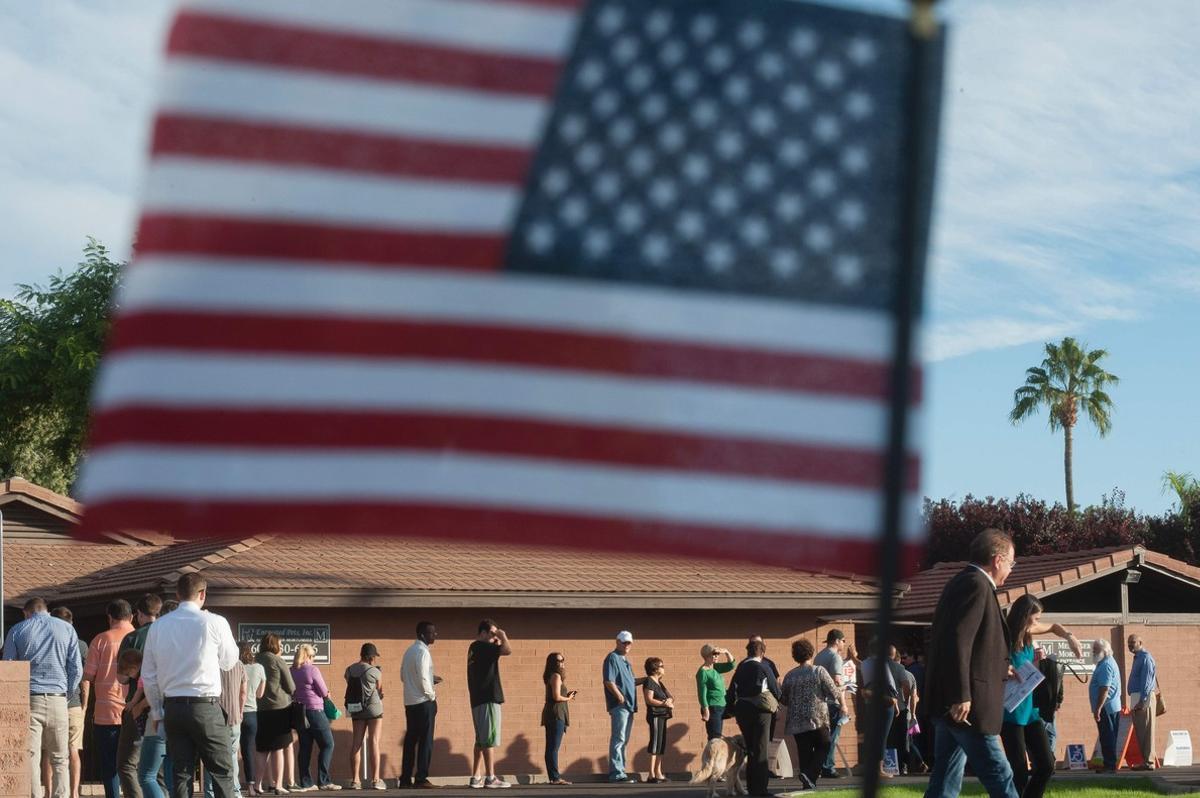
[141, 573, 239, 798]
[399, 621, 442, 788]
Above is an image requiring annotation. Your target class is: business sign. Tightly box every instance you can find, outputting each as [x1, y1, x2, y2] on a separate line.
[1163, 731, 1193, 767]
[239, 623, 331, 665]
[1034, 638, 1095, 675]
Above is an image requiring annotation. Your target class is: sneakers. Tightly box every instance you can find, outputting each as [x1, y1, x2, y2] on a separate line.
[293, 788, 318, 794]
[484, 777, 511, 789]
[319, 785, 343, 791]
[371, 782, 388, 791]
[468, 778, 484, 789]
[348, 784, 361, 792]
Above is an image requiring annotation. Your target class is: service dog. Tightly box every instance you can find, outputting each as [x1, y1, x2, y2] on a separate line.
[690, 734, 747, 798]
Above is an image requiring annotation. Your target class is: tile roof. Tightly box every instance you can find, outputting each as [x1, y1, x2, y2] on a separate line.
[33, 535, 885, 603]
[896, 545, 1142, 620]
[4, 543, 162, 603]
[0, 478, 82, 518]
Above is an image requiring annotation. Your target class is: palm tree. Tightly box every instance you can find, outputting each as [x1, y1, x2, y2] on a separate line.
[1162, 470, 1200, 512]
[1009, 337, 1118, 512]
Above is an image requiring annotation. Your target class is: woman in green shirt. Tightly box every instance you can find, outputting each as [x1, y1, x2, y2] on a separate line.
[696, 644, 736, 739]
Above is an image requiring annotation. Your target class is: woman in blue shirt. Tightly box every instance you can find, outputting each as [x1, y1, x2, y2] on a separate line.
[1001, 595, 1081, 798]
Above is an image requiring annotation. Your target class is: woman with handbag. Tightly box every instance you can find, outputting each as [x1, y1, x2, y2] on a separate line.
[730, 639, 782, 797]
[291, 644, 341, 791]
[780, 639, 840, 790]
[256, 634, 296, 796]
[642, 657, 675, 783]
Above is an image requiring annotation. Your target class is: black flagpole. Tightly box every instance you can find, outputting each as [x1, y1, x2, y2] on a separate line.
[861, 2, 941, 797]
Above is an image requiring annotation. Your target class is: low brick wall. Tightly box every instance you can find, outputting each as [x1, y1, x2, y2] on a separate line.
[0, 661, 31, 798]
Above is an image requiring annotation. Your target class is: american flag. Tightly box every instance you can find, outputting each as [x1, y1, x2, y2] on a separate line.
[79, 0, 940, 576]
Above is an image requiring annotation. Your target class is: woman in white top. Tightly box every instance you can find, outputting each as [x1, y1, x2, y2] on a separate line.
[240, 642, 267, 796]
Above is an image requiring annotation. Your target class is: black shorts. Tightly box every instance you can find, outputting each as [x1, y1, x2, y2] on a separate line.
[647, 715, 668, 755]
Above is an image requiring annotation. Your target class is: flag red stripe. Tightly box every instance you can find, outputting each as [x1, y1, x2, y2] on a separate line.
[88, 407, 921, 490]
[167, 11, 563, 96]
[108, 311, 919, 401]
[135, 215, 506, 269]
[79, 500, 925, 578]
[151, 115, 532, 184]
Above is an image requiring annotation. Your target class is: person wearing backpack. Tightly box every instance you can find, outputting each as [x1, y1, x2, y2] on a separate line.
[345, 644, 385, 790]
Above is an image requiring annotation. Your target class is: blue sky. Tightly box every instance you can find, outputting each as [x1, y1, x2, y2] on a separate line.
[1, 1, 1197, 515]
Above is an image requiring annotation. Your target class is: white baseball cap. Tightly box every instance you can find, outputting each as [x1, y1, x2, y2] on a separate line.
[616, 631, 634, 643]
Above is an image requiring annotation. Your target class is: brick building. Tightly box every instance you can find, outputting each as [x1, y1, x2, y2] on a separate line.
[3, 480, 895, 781]
[894, 545, 1200, 767]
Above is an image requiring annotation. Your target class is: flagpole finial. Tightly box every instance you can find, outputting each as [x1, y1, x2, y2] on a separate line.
[911, 0, 938, 40]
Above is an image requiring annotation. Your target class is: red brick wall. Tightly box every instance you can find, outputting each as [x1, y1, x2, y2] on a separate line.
[0, 661, 31, 798]
[1040, 623, 1199, 766]
[214, 603, 859, 780]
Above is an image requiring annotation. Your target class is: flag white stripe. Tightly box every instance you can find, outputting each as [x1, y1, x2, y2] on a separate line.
[144, 158, 518, 232]
[159, 58, 549, 147]
[93, 353, 908, 449]
[79, 446, 921, 539]
[121, 262, 899, 361]
[184, 0, 578, 59]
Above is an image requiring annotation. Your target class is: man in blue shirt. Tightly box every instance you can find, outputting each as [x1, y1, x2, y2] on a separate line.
[1089, 639, 1122, 773]
[1126, 635, 1158, 769]
[602, 631, 638, 782]
[3, 596, 83, 798]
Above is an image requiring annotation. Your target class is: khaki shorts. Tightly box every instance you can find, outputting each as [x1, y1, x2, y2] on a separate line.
[68, 706, 84, 750]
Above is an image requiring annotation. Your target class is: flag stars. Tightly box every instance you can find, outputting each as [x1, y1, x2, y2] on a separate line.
[705, 241, 735, 273]
[594, 172, 621, 202]
[640, 93, 668, 122]
[558, 114, 586, 143]
[841, 146, 870, 175]
[847, 36, 878, 66]
[711, 185, 740, 215]
[583, 228, 612, 259]
[740, 217, 770, 247]
[783, 84, 811, 112]
[815, 60, 844, 89]
[813, 114, 842, 143]
[683, 153, 711, 183]
[834, 255, 865, 286]
[608, 116, 635, 146]
[805, 224, 834, 252]
[756, 52, 785, 80]
[642, 234, 671, 266]
[779, 138, 808, 167]
[526, 221, 555, 254]
[837, 200, 867, 229]
[673, 69, 700, 99]
[716, 129, 744, 160]
[749, 107, 778, 136]
[691, 14, 718, 42]
[738, 20, 766, 48]
[789, 28, 818, 57]
[575, 142, 603, 172]
[576, 60, 605, 90]
[745, 160, 772, 191]
[724, 75, 751, 104]
[649, 178, 678, 208]
[775, 192, 804, 222]
[613, 35, 640, 65]
[626, 64, 653, 93]
[626, 147, 654, 177]
[541, 168, 569, 197]
[770, 249, 801, 279]
[706, 45, 734, 73]
[691, 100, 720, 129]
[560, 195, 588, 227]
[845, 91, 874, 120]
[659, 40, 686, 68]
[596, 5, 625, 35]
[592, 89, 619, 117]
[646, 10, 672, 38]
[617, 202, 645, 233]
[657, 123, 686, 153]
[676, 210, 705, 241]
[808, 168, 837, 198]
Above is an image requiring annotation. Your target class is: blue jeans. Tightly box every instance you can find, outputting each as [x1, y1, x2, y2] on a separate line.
[925, 718, 1018, 798]
[298, 709, 335, 787]
[1097, 710, 1120, 770]
[138, 735, 167, 798]
[823, 703, 842, 771]
[608, 706, 634, 780]
[705, 705, 725, 740]
[95, 725, 122, 798]
[544, 719, 566, 781]
[203, 725, 242, 798]
[1043, 720, 1057, 760]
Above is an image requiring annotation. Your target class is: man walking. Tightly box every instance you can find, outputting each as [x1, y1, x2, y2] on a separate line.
[602, 631, 638, 783]
[1127, 634, 1158, 770]
[117, 594, 163, 798]
[400, 622, 442, 789]
[923, 528, 1019, 798]
[1090, 639, 1121, 773]
[48, 607, 88, 798]
[85, 599, 136, 798]
[141, 573, 240, 798]
[3, 597, 82, 798]
[467, 620, 512, 789]
[812, 630, 846, 779]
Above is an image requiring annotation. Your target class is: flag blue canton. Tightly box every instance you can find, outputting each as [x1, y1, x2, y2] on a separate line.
[508, 0, 913, 309]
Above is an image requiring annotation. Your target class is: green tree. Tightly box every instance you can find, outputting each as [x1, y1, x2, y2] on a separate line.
[1009, 337, 1118, 513]
[1162, 470, 1200, 511]
[0, 239, 123, 493]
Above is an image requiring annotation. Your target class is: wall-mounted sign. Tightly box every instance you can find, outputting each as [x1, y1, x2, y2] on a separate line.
[1034, 639, 1095, 675]
[239, 623, 331, 665]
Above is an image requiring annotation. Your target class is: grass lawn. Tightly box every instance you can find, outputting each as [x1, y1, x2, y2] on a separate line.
[804, 778, 1163, 798]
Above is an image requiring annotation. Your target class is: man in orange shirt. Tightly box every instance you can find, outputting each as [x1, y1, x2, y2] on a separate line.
[84, 600, 134, 798]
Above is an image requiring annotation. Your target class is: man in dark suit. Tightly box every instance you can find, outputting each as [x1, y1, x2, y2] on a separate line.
[923, 529, 1019, 798]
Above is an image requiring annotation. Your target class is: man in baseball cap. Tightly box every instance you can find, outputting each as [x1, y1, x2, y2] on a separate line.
[603, 632, 638, 781]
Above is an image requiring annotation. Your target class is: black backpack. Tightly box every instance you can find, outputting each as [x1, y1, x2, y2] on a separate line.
[345, 668, 367, 708]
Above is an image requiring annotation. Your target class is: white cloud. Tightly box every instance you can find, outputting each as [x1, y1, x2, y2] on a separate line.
[928, 0, 1200, 359]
